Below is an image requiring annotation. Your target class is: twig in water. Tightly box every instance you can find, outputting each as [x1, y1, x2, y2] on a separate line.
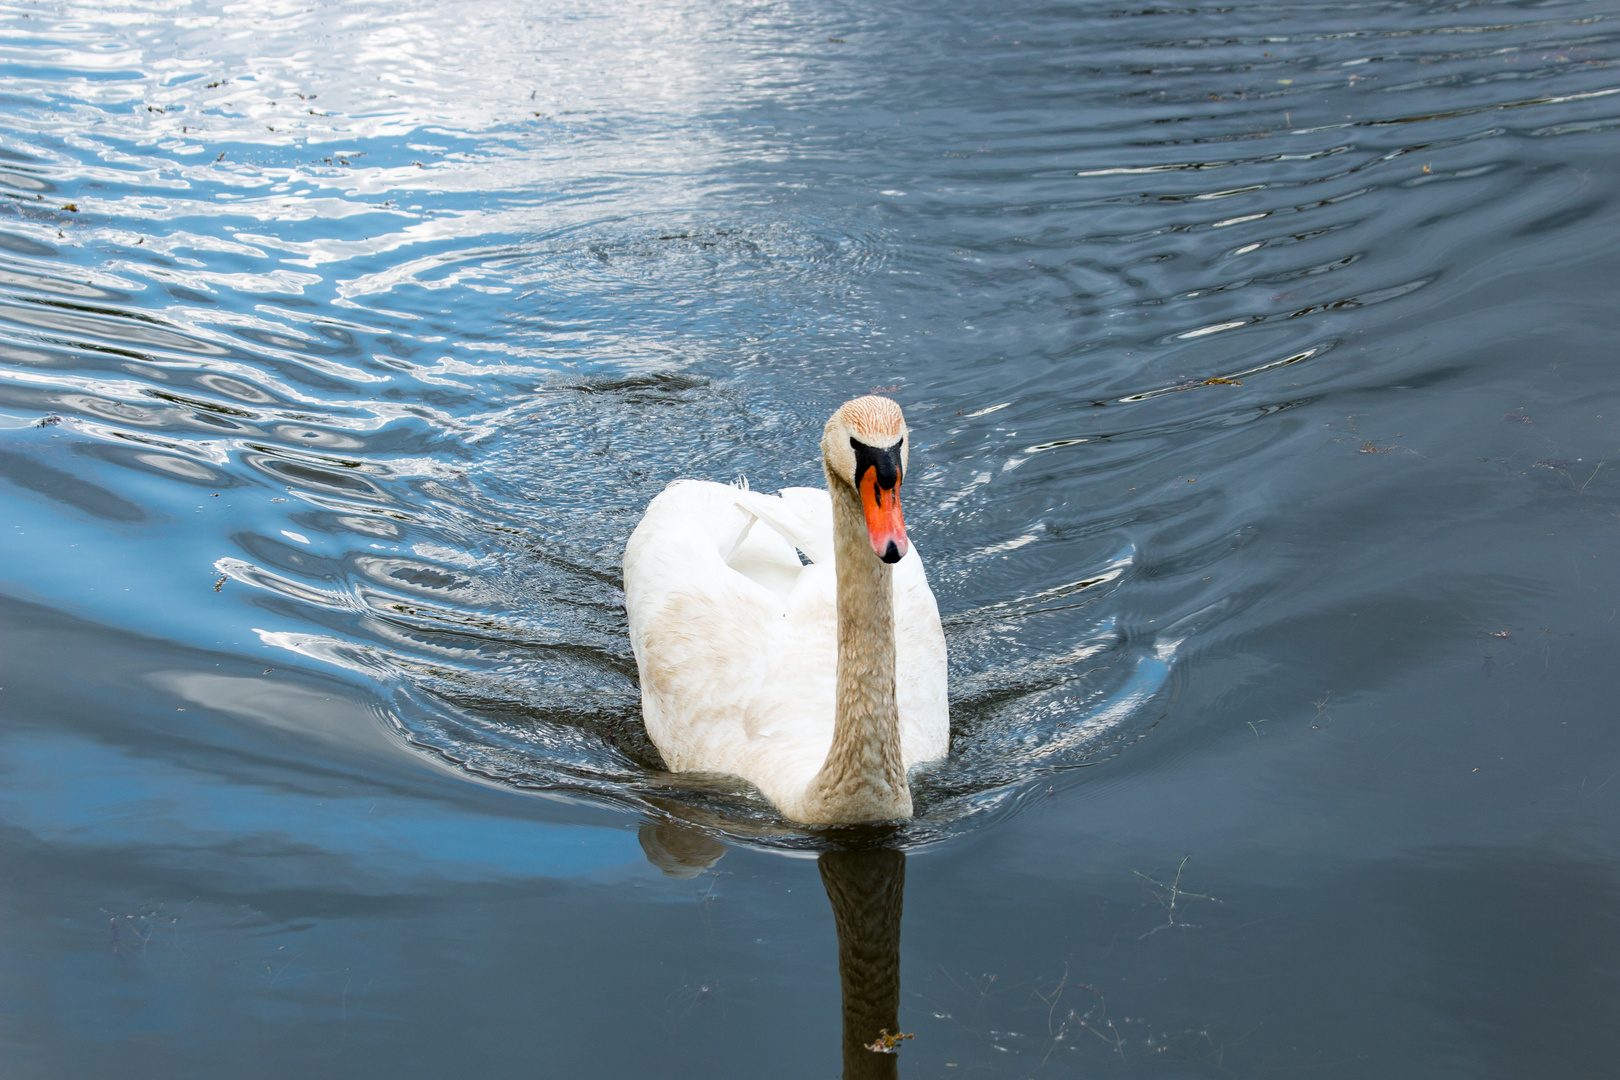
[1134, 856, 1219, 939]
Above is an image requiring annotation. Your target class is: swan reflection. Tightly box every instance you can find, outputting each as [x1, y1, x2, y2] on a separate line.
[819, 848, 906, 1080]
[640, 823, 907, 1078]
[638, 820, 728, 878]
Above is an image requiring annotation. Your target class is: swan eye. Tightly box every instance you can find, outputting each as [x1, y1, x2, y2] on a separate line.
[850, 436, 903, 492]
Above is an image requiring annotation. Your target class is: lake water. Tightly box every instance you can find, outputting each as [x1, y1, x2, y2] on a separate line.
[4, 0, 1620, 1075]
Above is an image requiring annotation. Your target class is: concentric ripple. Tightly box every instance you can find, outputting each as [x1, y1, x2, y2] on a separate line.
[2, 0, 1616, 849]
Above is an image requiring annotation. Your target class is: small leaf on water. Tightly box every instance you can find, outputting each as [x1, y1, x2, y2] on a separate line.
[865, 1029, 915, 1054]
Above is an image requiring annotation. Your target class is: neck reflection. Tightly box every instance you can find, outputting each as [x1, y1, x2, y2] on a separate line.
[638, 823, 908, 1078]
[820, 847, 906, 1080]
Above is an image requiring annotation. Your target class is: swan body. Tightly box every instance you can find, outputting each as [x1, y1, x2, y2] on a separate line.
[624, 398, 948, 824]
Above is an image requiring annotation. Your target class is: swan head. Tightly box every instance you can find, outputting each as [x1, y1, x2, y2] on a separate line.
[823, 396, 910, 564]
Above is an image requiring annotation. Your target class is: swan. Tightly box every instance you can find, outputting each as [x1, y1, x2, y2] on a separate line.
[624, 396, 948, 824]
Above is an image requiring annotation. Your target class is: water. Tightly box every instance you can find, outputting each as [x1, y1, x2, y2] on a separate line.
[4, 0, 1620, 1074]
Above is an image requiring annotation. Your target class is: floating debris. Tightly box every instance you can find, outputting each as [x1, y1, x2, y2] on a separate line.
[865, 1029, 914, 1054]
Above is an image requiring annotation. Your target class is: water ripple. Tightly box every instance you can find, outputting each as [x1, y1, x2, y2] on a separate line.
[2, 0, 1616, 848]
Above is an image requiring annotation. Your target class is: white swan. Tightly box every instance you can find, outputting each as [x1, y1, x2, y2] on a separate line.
[624, 396, 948, 824]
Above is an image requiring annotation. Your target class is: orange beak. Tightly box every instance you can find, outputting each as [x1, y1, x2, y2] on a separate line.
[859, 468, 909, 563]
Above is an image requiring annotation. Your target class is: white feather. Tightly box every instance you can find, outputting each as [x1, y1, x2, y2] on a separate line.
[623, 479, 949, 814]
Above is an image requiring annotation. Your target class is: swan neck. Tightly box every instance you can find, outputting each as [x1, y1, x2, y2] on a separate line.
[803, 465, 911, 823]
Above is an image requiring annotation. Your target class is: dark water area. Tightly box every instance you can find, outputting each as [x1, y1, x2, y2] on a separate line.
[4, 0, 1620, 1074]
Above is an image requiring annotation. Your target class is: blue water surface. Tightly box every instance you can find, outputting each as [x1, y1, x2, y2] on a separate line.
[5, 0, 1620, 1075]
